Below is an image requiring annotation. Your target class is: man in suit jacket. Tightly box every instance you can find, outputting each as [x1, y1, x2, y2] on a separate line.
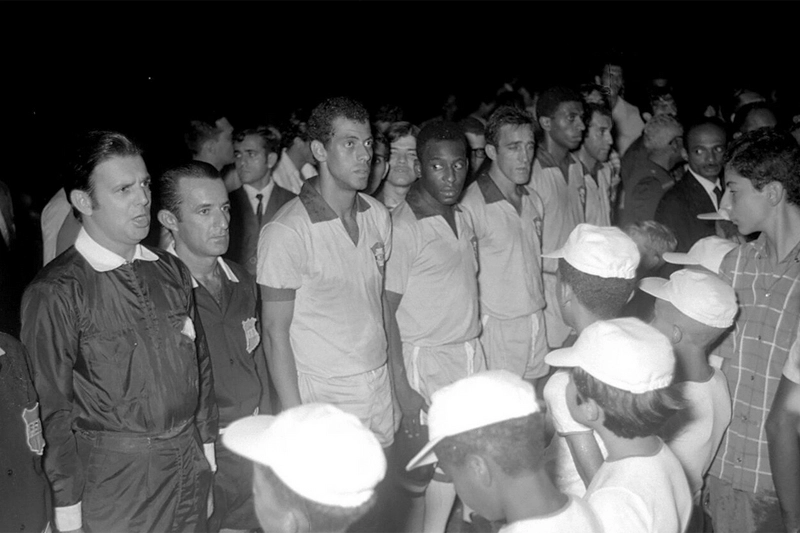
[655, 118, 727, 253]
[226, 126, 295, 276]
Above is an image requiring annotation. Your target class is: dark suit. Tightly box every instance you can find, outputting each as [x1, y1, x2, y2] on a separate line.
[654, 170, 719, 253]
[225, 184, 295, 276]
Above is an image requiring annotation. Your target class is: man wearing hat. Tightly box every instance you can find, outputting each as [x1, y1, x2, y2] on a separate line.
[662, 235, 738, 276]
[641, 269, 737, 518]
[540, 223, 640, 496]
[406, 370, 601, 532]
[546, 318, 693, 533]
[223, 403, 386, 533]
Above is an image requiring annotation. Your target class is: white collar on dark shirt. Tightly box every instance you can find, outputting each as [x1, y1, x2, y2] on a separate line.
[165, 242, 239, 288]
[75, 227, 158, 272]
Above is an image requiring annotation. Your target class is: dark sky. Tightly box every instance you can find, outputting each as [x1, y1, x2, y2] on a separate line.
[3, 2, 797, 205]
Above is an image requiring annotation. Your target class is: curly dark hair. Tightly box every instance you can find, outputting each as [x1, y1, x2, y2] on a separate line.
[725, 128, 800, 206]
[308, 96, 370, 146]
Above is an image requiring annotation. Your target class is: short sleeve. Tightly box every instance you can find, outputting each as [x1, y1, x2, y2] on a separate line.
[256, 221, 306, 289]
[544, 370, 592, 435]
[385, 217, 416, 296]
[587, 487, 650, 532]
[783, 336, 800, 384]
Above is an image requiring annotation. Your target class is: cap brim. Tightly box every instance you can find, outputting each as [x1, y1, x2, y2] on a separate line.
[662, 251, 699, 266]
[544, 346, 583, 369]
[697, 210, 730, 221]
[222, 415, 276, 464]
[405, 437, 444, 471]
[638, 277, 670, 300]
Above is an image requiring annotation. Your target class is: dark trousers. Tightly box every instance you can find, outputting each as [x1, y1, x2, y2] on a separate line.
[76, 423, 211, 533]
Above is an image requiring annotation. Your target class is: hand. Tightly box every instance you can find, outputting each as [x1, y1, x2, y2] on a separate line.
[396, 386, 427, 439]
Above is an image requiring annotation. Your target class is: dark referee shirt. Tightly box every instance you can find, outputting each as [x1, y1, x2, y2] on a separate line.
[20, 229, 218, 511]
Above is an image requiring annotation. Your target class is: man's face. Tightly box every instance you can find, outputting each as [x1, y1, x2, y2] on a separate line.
[234, 135, 271, 188]
[720, 166, 771, 236]
[85, 155, 151, 254]
[367, 141, 389, 194]
[215, 117, 235, 166]
[174, 177, 230, 259]
[491, 124, 535, 185]
[687, 125, 726, 181]
[583, 112, 613, 163]
[415, 139, 468, 206]
[387, 135, 418, 187]
[548, 101, 586, 151]
[465, 132, 487, 175]
[323, 117, 373, 192]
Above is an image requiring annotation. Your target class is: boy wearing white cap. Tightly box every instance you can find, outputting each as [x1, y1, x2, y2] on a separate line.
[641, 270, 736, 513]
[541, 224, 640, 496]
[406, 370, 601, 533]
[223, 403, 387, 533]
[546, 318, 693, 533]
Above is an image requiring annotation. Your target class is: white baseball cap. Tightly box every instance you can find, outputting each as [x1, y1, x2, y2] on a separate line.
[639, 269, 738, 328]
[545, 318, 675, 393]
[662, 236, 737, 274]
[543, 223, 640, 279]
[406, 370, 540, 471]
[223, 403, 386, 508]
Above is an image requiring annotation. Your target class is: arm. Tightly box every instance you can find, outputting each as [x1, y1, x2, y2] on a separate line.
[190, 300, 219, 447]
[260, 287, 302, 410]
[565, 432, 605, 487]
[766, 376, 800, 532]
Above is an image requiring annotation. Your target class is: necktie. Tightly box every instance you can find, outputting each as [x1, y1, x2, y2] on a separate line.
[255, 194, 264, 226]
[714, 185, 723, 208]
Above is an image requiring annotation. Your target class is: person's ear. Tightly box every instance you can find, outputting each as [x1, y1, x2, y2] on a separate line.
[539, 116, 552, 133]
[583, 397, 601, 423]
[466, 453, 492, 487]
[158, 209, 179, 233]
[382, 161, 391, 180]
[267, 151, 279, 170]
[414, 158, 422, 179]
[285, 507, 307, 533]
[70, 189, 94, 218]
[765, 181, 784, 206]
[671, 324, 684, 345]
[310, 140, 326, 163]
[485, 144, 498, 162]
[680, 147, 689, 161]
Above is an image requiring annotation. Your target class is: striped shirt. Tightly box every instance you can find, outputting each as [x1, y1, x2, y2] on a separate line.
[709, 233, 800, 493]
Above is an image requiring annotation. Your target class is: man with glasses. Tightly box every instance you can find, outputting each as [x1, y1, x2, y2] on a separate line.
[617, 114, 684, 227]
[459, 116, 488, 185]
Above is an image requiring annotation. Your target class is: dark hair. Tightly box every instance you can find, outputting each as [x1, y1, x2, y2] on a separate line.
[582, 102, 612, 131]
[494, 89, 526, 111]
[434, 414, 547, 477]
[458, 116, 486, 137]
[279, 108, 311, 151]
[374, 103, 405, 124]
[185, 116, 227, 156]
[385, 121, 420, 145]
[415, 120, 467, 163]
[536, 86, 582, 120]
[579, 82, 611, 108]
[64, 130, 143, 215]
[558, 258, 636, 319]
[371, 126, 388, 152]
[308, 96, 370, 146]
[233, 125, 282, 156]
[158, 161, 221, 222]
[571, 367, 683, 439]
[731, 101, 778, 135]
[683, 116, 727, 150]
[254, 464, 375, 531]
[725, 128, 800, 206]
[484, 106, 534, 148]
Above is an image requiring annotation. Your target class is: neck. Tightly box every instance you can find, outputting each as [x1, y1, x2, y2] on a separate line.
[577, 145, 598, 172]
[246, 173, 272, 192]
[544, 136, 570, 165]
[382, 180, 412, 207]
[488, 166, 521, 200]
[319, 171, 358, 218]
[762, 205, 800, 265]
[412, 182, 452, 217]
[501, 471, 569, 524]
[673, 343, 714, 383]
[594, 426, 662, 462]
[174, 239, 217, 280]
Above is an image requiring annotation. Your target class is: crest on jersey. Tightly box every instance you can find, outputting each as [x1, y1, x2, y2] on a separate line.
[533, 216, 543, 240]
[242, 317, 260, 354]
[470, 235, 479, 261]
[22, 402, 45, 455]
[371, 242, 386, 275]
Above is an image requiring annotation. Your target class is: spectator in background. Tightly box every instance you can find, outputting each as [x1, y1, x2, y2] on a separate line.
[366, 128, 390, 195]
[374, 121, 420, 211]
[273, 108, 318, 195]
[458, 116, 487, 184]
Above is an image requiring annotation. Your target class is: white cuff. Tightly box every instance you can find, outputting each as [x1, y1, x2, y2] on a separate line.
[55, 502, 82, 531]
[203, 442, 217, 473]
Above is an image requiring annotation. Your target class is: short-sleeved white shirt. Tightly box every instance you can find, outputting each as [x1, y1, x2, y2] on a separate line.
[257, 181, 390, 378]
[586, 441, 693, 533]
[499, 496, 601, 533]
[543, 370, 608, 496]
[459, 173, 546, 319]
[582, 161, 614, 227]
[386, 191, 480, 347]
[661, 368, 732, 501]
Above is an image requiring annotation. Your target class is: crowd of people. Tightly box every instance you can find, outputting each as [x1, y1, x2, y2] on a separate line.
[2, 56, 800, 533]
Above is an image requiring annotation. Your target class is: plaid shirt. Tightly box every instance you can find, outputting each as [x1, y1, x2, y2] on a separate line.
[709, 233, 800, 494]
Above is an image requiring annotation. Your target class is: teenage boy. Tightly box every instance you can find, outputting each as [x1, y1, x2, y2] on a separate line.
[405, 370, 601, 532]
[546, 318, 693, 533]
[640, 269, 737, 510]
[223, 403, 386, 533]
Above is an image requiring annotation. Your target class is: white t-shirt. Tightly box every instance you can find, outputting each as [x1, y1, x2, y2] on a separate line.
[586, 441, 693, 533]
[543, 370, 608, 496]
[499, 496, 601, 533]
[660, 368, 732, 501]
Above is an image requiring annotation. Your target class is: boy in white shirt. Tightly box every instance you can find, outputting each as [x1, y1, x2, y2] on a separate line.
[640, 269, 737, 530]
[546, 318, 693, 533]
[406, 370, 601, 533]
